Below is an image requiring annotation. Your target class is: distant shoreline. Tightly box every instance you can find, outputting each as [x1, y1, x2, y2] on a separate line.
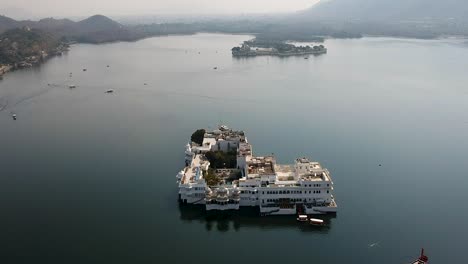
[2, 32, 465, 80]
[0, 28, 71, 79]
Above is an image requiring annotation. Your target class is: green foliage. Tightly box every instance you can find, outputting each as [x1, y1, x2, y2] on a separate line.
[204, 168, 222, 187]
[245, 39, 296, 50]
[0, 28, 59, 64]
[242, 39, 325, 53]
[191, 129, 206, 145]
[205, 150, 237, 169]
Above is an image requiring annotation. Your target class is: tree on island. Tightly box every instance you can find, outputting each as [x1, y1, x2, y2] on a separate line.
[205, 150, 237, 169]
[191, 129, 206, 145]
[204, 169, 222, 186]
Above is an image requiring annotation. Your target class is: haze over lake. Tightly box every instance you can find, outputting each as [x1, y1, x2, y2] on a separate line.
[1, 34, 467, 263]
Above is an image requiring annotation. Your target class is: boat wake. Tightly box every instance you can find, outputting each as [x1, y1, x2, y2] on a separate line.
[10, 85, 56, 108]
[0, 98, 8, 112]
[368, 242, 379, 248]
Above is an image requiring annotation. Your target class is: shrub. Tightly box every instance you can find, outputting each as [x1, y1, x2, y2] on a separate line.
[204, 169, 222, 186]
[191, 129, 205, 145]
[205, 150, 237, 169]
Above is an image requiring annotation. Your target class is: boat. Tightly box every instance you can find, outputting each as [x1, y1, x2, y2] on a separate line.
[219, 125, 229, 131]
[309, 218, 325, 226]
[213, 67, 218, 70]
[83, 68, 87, 71]
[69, 84, 76, 88]
[411, 248, 428, 264]
[297, 215, 308, 222]
[105, 89, 114, 93]
[12, 113, 17, 120]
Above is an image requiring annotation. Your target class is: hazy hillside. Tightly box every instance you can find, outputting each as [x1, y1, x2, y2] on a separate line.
[288, 0, 468, 38]
[298, 0, 468, 21]
[2, 2, 468, 46]
[0, 15, 143, 43]
[77, 15, 123, 32]
[0, 15, 20, 33]
[0, 28, 60, 64]
[72, 15, 142, 43]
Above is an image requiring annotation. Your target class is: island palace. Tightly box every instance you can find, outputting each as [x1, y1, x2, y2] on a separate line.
[176, 126, 337, 216]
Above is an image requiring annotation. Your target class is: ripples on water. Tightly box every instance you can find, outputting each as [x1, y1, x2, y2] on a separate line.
[0, 34, 467, 264]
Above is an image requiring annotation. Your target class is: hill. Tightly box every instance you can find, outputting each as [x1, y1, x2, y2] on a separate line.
[0, 15, 21, 33]
[76, 15, 123, 32]
[290, 0, 468, 38]
[73, 15, 143, 43]
[298, 0, 468, 21]
[0, 27, 65, 65]
[0, 15, 143, 43]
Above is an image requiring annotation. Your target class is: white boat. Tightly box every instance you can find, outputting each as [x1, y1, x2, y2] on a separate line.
[219, 125, 229, 131]
[309, 218, 325, 226]
[12, 113, 17, 120]
[297, 215, 308, 222]
[69, 84, 76, 88]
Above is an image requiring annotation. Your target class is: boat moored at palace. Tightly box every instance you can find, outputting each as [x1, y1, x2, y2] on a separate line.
[177, 125, 338, 216]
[309, 218, 325, 226]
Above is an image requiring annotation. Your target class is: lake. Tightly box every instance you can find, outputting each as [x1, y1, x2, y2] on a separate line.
[0, 34, 467, 263]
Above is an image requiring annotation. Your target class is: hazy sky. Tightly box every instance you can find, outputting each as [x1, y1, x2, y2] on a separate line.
[1, 0, 320, 18]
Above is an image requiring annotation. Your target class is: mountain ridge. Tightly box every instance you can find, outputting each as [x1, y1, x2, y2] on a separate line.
[297, 0, 468, 22]
[0, 14, 143, 43]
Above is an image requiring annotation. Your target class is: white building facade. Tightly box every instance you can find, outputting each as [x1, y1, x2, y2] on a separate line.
[177, 126, 337, 216]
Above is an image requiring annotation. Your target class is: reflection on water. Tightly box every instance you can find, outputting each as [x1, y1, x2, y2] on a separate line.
[178, 203, 335, 233]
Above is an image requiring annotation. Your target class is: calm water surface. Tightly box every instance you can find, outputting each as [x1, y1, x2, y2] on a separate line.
[1, 34, 467, 263]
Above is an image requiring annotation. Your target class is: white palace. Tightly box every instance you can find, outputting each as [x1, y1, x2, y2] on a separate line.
[176, 126, 337, 216]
